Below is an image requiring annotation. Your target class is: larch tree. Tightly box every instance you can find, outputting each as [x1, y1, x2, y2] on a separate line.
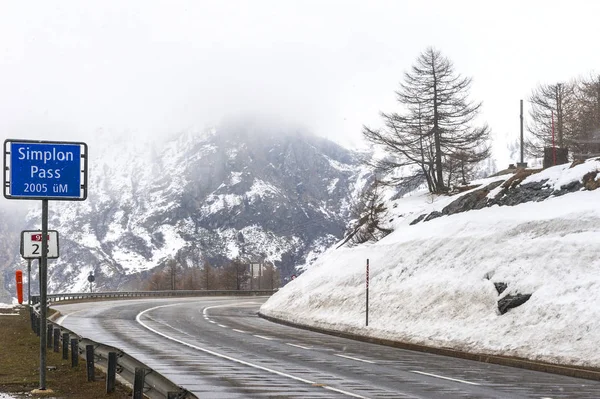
[363, 47, 490, 193]
[200, 260, 215, 290]
[339, 179, 392, 247]
[574, 74, 600, 153]
[527, 81, 578, 155]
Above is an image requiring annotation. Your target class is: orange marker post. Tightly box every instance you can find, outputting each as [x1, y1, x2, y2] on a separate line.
[16, 270, 24, 304]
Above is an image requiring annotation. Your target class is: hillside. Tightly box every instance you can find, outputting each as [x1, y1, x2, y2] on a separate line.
[0, 121, 369, 296]
[261, 158, 600, 368]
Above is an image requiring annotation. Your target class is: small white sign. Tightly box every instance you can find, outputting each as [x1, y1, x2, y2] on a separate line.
[20, 230, 60, 259]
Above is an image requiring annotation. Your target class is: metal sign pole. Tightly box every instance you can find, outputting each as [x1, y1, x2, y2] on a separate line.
[39, 199, 48, 390]
[27, 259, 32, 307]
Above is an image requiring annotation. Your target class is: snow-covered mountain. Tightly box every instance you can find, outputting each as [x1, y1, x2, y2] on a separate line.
[0, 120, 369, 295]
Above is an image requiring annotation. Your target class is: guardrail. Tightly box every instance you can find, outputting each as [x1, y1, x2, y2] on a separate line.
[31, 289, 277, 398]
[32, 289, 276, 305]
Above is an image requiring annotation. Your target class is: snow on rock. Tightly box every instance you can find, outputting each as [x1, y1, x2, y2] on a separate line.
[523, 158, 600, 190]
[261, 159, 600, 368]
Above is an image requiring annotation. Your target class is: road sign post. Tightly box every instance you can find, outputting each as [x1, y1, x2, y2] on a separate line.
[4, 139, 87, 392]
[27, 259, 32, 306]
[88, 272, 95, 293]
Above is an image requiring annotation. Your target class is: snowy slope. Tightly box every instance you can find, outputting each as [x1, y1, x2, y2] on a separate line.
[261, 159, 600, 368]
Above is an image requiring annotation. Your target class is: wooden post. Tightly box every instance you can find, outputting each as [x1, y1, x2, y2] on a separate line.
[62, 333, 69, 360]
[53, 328, 60, 352]
[34, 314, 40, 336]
[133, 368, 146, 399]
[70, 339, 79, 367]
[46, 325, 53, 348]
[106, 352, 117, 393]
[86, 345, 95, 382]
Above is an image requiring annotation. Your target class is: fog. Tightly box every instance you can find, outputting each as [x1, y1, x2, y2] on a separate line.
[1, 0, 599, 160]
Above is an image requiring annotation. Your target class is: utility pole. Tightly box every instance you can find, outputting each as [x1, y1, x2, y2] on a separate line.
[517, 100, 527, 168]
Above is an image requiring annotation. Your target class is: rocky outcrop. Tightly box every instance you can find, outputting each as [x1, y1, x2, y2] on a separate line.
[492, 281, 531, 315]
[583, 170, 600, 190]
[498, 293, 532, 315]
[410, 161, 599, 225]
[442, 180, 503, 215]
[494, 282, 507, 295]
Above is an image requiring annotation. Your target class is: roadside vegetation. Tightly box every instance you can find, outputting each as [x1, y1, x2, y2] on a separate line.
[145, 258, 281, 291]
[0, 307, 131, 398]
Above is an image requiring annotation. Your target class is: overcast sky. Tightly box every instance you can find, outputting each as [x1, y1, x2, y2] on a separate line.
[1, 0, 599, 166]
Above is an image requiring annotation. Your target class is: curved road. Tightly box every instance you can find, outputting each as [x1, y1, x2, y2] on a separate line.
[53, 297, 599, 398]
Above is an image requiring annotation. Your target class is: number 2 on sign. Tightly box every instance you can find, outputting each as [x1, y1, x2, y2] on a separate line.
[31, 244, 50, 255]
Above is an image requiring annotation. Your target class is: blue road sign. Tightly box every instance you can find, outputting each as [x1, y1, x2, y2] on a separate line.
[3, 140, 88, 200]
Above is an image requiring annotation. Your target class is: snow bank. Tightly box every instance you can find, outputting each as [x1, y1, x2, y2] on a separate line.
[261, 159, 600, 368]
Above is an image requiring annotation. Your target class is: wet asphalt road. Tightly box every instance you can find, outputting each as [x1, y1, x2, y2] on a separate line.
[53, 297, 600, 398]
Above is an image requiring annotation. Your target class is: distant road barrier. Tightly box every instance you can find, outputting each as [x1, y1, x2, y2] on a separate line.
[31, 289, 276, 305]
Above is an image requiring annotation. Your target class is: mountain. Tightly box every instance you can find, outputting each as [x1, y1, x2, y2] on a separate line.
[0, 206, 27, 303]
[0, 120, 369, 296]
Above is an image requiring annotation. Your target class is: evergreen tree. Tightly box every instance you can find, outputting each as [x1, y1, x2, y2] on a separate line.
[363, 47, 490, 193]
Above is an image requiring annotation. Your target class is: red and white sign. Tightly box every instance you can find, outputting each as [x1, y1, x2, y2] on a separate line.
[31, 234, 51, 242]
[20, 230, 59, 259]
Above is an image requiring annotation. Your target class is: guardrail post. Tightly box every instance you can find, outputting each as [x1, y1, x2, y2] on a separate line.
[86, 344, 95, 382]
[106, 352, 117, 393]
[62, 332, 69, 360]
[133, 368, 146, 399]
[53, 328, 60, 352]
[46, 324, 53, 348]
[71, 339, 79, 367]
[34, 314, 40, 336]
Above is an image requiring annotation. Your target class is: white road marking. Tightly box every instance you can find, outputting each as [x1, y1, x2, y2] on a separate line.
[208, 320, 216, 324]
[232, 329, 247, 334]
[254, 334, 274, 340]
[286, 343, 312, 350]
[335, 354, 376, 364]
[137, 303, 371, 399]
[217, 324, 228, 328]
[411, 370, 480, 386]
